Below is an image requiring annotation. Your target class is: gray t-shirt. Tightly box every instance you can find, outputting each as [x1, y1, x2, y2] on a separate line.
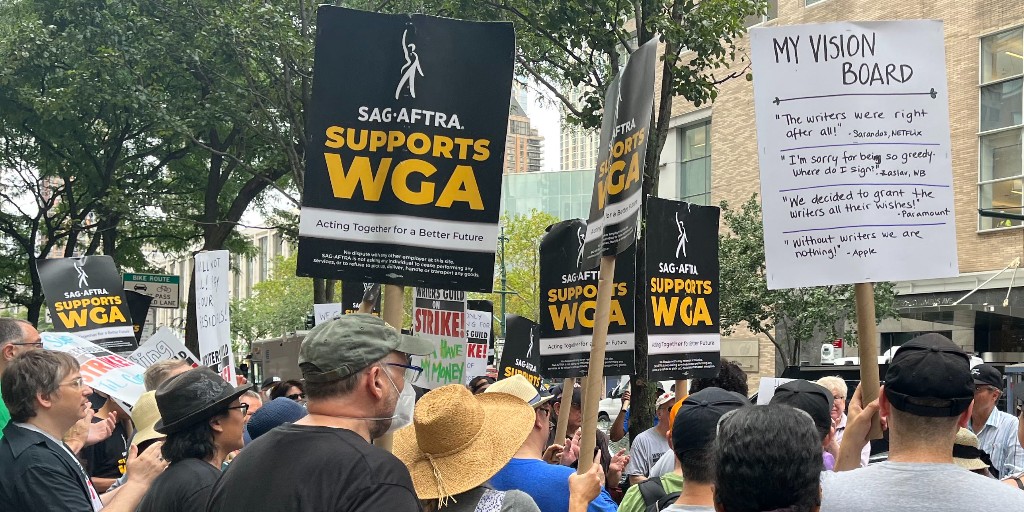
[625, 428, 671, 478]
[821, 462, 1024, 511]
[648, 450, 677, 479]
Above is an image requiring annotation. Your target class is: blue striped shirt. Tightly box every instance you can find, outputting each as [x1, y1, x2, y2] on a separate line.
[970, 409, 1024, 478]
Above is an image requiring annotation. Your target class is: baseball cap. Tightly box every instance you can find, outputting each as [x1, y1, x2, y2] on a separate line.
[656, 391, 677, 409]
[260, 376, 281, 389]
[673, 387, 749, 454]
[769, 380, 832, 440]
[884, 333, 974, 417]
[971, 364, 1002, 389]
[299, 313, 434, 383]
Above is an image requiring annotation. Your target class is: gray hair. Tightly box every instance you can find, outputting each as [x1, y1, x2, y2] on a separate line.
[1, 350, 79, 422]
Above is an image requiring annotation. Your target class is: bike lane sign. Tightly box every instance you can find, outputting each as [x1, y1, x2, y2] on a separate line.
[123, 273, 180, 309]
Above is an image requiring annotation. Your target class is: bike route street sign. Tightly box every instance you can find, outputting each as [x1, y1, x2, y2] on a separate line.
[123, 273, 180, 309]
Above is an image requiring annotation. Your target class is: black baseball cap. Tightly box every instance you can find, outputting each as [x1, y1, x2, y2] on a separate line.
[673, 387, 749, 455]
[769, 380, 832, 440]
[971, 364, 1002, 389]
[884, 333, 974, 418]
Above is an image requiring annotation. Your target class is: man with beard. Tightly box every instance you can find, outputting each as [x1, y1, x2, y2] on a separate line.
[207, 314, 433, 511]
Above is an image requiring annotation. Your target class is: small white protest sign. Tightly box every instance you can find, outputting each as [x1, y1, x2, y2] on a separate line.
[464, 309, 492, 383]
[756, 377, 795, 405]
[314, 303, 343, 325]
[128, 327, 200, 368]
[194, 251, 236, 383]
[750, 20, 957, 289]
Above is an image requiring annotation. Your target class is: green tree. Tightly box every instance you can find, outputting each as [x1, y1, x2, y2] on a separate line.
[719, 194, 899, 372]
[475, 210, 559, 335]
[231, 254, 328, 354]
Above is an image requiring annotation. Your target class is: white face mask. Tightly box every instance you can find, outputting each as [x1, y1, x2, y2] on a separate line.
[382, 364, 416, 434]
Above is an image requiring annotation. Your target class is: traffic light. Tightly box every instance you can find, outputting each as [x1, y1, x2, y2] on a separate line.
[305, 312, 315, 329]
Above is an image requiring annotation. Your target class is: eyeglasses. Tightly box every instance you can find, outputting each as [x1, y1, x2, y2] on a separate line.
[386, 362, 423, 384]
[287, 393, 306, 401]
[10, 342, 43, 349]
[227, 403, 250, 416]
[60, 377, 85, 390]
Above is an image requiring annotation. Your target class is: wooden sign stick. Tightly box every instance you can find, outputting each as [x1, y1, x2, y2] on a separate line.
[554, 377, 574, 445]
[375, 283, 406, 452]
[855, 282, 884, 439]
[578, 255, 616, 474]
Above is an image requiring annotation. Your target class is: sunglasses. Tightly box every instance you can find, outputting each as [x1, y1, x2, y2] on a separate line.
[287, 393, 306, 401]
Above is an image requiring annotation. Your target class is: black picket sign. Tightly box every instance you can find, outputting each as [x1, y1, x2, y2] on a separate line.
[296, 6, 515, 293]
[645, 196, 721, 379]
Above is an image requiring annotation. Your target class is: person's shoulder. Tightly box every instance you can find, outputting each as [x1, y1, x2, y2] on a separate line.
[963, 471, 1024, 503]
[992, 409, 1019, 426]
[500, 489, 541, 511]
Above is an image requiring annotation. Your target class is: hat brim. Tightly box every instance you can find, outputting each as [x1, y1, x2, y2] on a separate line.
[131, 425, 165, 447]
[953, 457, 989, 471]
[396, 333, 435, 356]
[394, 392, 536, 500]
[154, 384, 250, 434]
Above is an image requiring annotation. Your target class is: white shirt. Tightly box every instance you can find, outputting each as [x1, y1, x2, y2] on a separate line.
[969, 408, 1024, 478]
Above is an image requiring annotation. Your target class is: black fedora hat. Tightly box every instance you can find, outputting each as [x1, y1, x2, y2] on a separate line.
[154, 367, 249, 434]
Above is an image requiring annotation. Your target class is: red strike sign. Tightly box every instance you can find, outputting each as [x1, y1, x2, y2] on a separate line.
[414, 309, 465, 338]
[833, 339, 844, 349]
[467, 343, 487, 358]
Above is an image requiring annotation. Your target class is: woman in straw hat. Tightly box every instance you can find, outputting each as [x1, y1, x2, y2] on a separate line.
[394, 384, 541, 511]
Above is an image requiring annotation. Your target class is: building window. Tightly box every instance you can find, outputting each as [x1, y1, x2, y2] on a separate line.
[979, 28, 1024, 230]
[258, 236, 269, 281]
[805, 0, 825, 5]
[678, 120, 712, 205]
[745, 0, 778, 27]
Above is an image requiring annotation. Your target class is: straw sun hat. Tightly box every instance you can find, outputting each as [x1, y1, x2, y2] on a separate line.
[130, 390, 164, 447]
[394, 384, 535, 504]
[952, 427, 992, 471]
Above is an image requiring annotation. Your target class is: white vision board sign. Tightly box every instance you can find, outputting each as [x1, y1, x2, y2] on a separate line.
[750, 20, 958, 289]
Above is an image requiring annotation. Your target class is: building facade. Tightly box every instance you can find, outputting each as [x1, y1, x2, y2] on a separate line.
[505, 96, 544, 174]
[663, 0, 1023, 368]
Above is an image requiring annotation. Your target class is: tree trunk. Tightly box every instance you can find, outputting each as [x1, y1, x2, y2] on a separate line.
[325, 279, 337, 302]
[313, 278, 327, 304]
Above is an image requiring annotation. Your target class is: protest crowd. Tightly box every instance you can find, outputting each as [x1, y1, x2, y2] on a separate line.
[2, 315, 1024, 512]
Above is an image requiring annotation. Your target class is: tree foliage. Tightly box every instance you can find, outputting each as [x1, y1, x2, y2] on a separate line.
[472, 210, 560, 335]
[230, 254, 325, 353]
[719, 194, 899, 370]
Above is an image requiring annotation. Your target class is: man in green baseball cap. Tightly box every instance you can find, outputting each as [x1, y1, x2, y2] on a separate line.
[208, 313, 434, 512]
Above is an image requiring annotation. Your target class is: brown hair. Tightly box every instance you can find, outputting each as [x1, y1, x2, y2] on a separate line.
[1, 350, 79, 422]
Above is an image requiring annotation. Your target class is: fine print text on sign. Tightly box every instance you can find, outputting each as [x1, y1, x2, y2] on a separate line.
[750, 20, 958, 289]
[411, 288, 468, 389]
[296, 7, 514, 293]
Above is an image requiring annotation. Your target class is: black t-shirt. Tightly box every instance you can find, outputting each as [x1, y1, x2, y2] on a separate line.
[207, 424, 421, 512]
[137, 458, 221, 512]
[81, 419, 128, 479]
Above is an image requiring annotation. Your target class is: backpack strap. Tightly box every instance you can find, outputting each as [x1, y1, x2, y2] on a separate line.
[657, 491, 682, 511]
[637, 477, 667, 509]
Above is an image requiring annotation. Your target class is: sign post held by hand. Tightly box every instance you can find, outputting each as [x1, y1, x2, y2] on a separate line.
[750, 20, 958, 442]
[576, 38, 658, 474]
[376, 283, 405, 452]
[554, 377, 574, 445]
